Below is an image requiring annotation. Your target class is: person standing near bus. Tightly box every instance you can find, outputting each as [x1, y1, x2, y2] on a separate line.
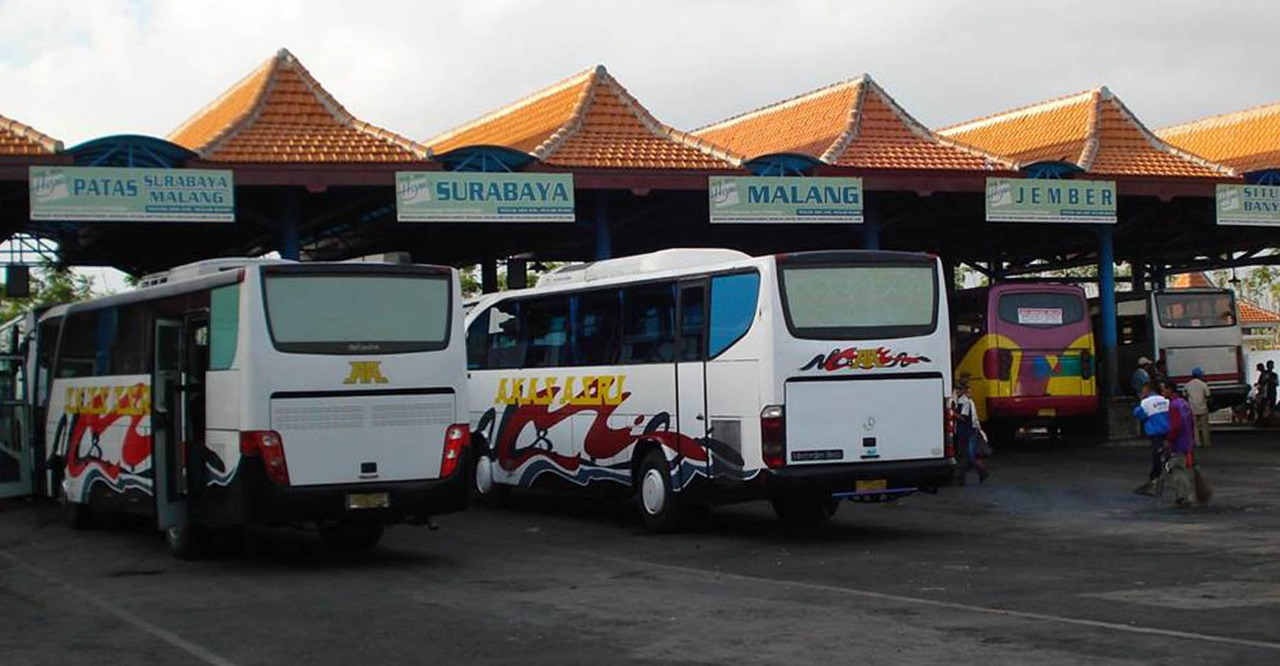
[1131, 357, 1154, 397]
[1160, 381, 1196, 508]
[1266, 360, 1278, 417]
[1132, 382, 1170, 497]
[954, 379, 989, 484]
[1185, 367, 1212, 448]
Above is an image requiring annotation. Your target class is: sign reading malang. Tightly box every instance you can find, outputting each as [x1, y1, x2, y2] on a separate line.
[396, 172, 575, 222]
[709, 176, 863, 223]
[1216, 184, 1280, 227]
[29, 166, 234, 222]
[985, 177, 1117, 223]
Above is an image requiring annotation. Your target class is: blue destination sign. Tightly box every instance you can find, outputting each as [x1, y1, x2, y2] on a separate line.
[709, 176, 863, 223]
[985, 177, 1117, 223]
[29, 166, 235, 222]
[396, 172, 575, 222]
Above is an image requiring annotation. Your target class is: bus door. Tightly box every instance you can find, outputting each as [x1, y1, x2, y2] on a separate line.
[675, 280, 710, 483]
[0, 353, 31, 498]
[152, 319, 186, 529]
[181, 314, 210, 495]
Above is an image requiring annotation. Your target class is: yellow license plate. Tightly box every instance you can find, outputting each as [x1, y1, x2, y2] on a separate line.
[1037, 408, 1057, 417]
[346, 492, 390, 510]
[856, 478, 888, 492]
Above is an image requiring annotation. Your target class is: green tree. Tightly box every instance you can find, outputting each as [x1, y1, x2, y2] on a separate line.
[0, 263, 97, 321]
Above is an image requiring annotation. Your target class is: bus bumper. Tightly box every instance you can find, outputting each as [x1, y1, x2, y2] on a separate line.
[763, 459, 956, 496]
[987, 395, 1098, 419]
[234, 452, 470, 527]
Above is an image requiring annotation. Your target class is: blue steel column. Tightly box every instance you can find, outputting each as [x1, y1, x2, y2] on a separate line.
[280, 189, 300, 261]
[1098, 225, 1119, 396]
[861, 205, 881, 250]
[595, 193, 612, 260]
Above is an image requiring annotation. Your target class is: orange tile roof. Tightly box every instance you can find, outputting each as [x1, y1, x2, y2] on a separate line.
[694, 76, 1014, 170]
[426, 66, 741, 170]
[169, 48, 425, 163]
[0, 113, 62, 156]
[939, 88, 1235, 178]
[1239, 299, 1280, 325]
[1169, 272, 1216, 288]
[1158, 101, 1280, 173]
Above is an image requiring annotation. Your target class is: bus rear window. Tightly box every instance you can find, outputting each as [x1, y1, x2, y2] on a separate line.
[1155, 292, 1236, 329]
[779, 264, 937, 339]
[997, 292, 1085, 327]
[264, 274, 450, 354]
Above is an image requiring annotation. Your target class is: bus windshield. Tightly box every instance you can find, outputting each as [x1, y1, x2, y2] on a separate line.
[997, 292, 1086, 328]
[1155, 292, 1236, 329]
[264, 274, 451, 354]
[779, 264, 937, 339]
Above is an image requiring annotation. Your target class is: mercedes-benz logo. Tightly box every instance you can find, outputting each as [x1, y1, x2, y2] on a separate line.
[862, 417, 876, 431]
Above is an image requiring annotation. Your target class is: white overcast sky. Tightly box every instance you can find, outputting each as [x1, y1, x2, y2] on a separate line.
[1, 0, 1277, 148]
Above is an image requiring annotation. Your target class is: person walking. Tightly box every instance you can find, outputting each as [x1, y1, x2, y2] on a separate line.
[1160, 381, 1196, 508]
[1253, 362, 1269, 423]
[1131, 357, 1154, 397]
[1266, 361, 1278, 417]
[1184, 367, 1212, 448]
[950, 380, 970, 485]
[1132, 382, 1170, 497]
[954, 379, 989, 484]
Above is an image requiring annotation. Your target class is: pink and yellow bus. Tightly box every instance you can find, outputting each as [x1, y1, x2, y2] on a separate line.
[951, 283, 1098, 442]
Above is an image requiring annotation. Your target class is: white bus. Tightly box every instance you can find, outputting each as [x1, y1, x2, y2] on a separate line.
[465, 248, 956, 530]
[1110, 288, 1249, 406]
[0, 258, 471, 557]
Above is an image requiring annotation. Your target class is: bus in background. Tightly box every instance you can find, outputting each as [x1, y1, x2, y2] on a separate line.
[951, 283, 1097, 443]
[1110, 288, 1248, 408]
[0, 258, 470, 557]
[465, 248, 955, 531]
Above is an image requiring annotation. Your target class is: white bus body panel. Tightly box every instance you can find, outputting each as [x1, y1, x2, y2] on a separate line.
[785, 376, 945, 465]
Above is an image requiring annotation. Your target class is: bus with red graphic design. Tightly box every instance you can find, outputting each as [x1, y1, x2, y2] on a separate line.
[464, 248, 955, 530]
[951, 283, 1098, 443]
[0, 258, 470, 557]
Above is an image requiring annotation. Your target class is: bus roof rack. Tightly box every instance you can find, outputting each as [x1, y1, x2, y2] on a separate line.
[539, 248, 750, 286]
[138, 257, 283, 288]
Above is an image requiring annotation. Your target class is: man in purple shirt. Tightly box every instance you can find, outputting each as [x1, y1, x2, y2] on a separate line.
[1159, 381, 1195, 508]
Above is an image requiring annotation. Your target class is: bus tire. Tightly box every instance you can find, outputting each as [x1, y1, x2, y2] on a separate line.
[165, 512, 205, 560]
[470, 436, 510, 508]
[319, 520, 384, 551]
[771, 492, 839, 525]
[636, 449, 681, 532]
[60, 489, 94, 531]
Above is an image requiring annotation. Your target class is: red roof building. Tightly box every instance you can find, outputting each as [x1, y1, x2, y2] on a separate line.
[0, 113, 62, 157]
[1158, 101, 1280, 174]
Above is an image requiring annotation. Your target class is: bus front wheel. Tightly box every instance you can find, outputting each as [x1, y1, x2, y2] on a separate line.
[636, 449, 681, 532]
[470, 437, 511, 508]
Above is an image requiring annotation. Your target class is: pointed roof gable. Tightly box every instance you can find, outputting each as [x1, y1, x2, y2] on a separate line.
[1158, 101, 1280, 174]
[1239, 299, 1280, 325]
[693, 76, 1014, 170]
[939, 88, 1234, 178]
[169, 49, 425, 163]
[1169, 272, 1216, 289]
[426, 66, 741, 170]
[0, 113, 62, 156]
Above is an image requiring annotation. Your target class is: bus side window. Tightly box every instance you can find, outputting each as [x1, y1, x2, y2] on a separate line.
[108, 306, 150, 375]
[525, 297, 571, 368]
[57, 312, 99, 379]
[576, 290, 620, 366]
[708, 272, 759, 358]
[466, 309, 490, 370]
[620, 283, 675, 365]
[486, 302, 525, 370]
[209, 284, 240, 371]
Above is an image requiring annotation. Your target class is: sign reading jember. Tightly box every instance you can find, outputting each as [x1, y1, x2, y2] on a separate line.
[29, 166, 234, 222]
[1216, 184, 1280, 227]
[396, 172, 575, 222]
[709, 176, 863, 223]
[985, 177, 1116, 223]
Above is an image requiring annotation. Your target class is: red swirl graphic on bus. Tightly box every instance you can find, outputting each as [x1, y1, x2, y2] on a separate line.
[800, 347, 932, 372]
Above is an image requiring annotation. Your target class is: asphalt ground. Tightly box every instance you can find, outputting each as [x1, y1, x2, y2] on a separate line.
[2, 430, 1279, 665]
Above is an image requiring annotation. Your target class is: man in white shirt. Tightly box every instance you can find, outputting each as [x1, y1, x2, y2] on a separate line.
[1184, 367, 1212, 448]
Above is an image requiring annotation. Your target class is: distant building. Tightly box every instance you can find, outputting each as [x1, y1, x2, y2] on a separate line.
[1240, 300, 1280, 350]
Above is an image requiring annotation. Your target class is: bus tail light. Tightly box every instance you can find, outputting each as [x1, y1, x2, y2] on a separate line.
[944, 400, 956, 459]
[440, 424, 470, 478]
[240, 430, 289, 487]
[760, 405, 786, 469]
[1081, 349, 1094, 380]
[983, 348, 1013, 381]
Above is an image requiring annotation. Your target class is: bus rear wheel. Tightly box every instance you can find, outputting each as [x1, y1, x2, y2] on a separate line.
[165, 512, 206, 560]
[319, 519, 384, 551]
[60, 488, 94, 531]
[636, 449, 681, 532]
[771, 492, 840, 525]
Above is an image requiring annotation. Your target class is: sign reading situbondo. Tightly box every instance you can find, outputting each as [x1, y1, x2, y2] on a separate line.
[708, 176, 863, 223]
[396, 173, 575, 222]
[1216, 184, 1280, 227]
[29, 166, 234, 222]
[985, 177, 1116, 223]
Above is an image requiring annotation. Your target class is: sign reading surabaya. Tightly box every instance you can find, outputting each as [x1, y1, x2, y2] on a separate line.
[396, 172, 575, 222]
[1216, 184, 1280, 227]
[708, 176, 863, 224]
[985, 177, 1117, 223]
[29, 166, 234, 222]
